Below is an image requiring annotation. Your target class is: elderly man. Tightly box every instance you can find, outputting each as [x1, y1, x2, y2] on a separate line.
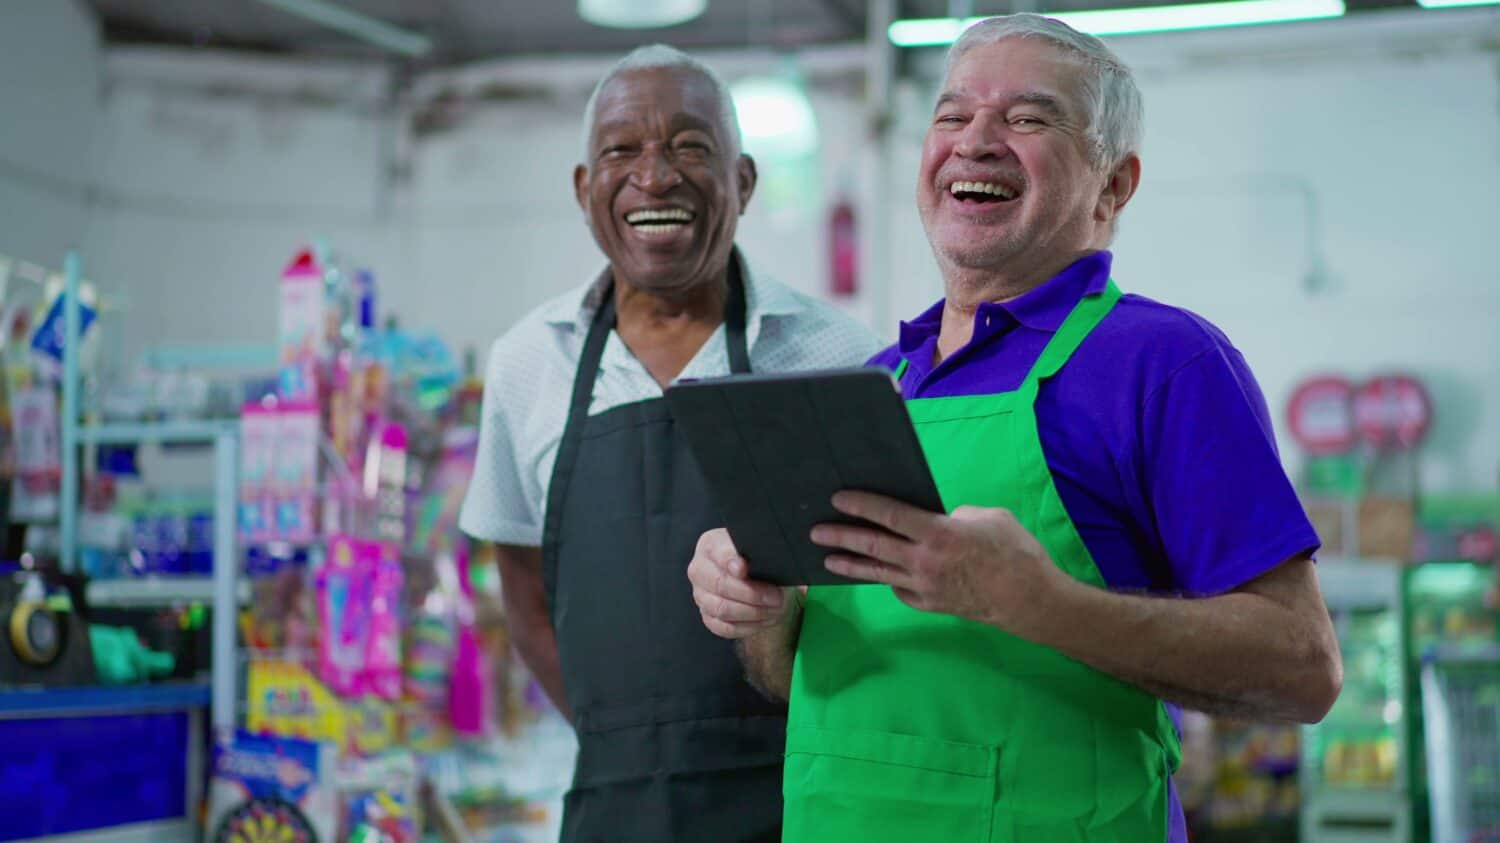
[458, 44, 878, 842]
[689, 14, 1341, 842]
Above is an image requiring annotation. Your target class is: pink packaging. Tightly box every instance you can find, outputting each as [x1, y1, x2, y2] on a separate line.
[362, 541, 403, 702]
[317, 535, 369, 697]
[274, 404, 320, 544]
[278, 249, 326, 367]
[238, 403, 278, 545]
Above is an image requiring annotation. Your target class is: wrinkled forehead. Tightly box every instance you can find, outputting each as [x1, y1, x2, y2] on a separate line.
[590, 66, 731, 139]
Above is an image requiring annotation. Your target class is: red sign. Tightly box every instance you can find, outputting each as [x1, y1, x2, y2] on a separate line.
[1352, 375, 1431, 450]
[1287, 376, 1356, 455]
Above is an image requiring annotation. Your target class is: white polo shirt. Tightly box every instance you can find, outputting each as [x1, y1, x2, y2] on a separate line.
[458, 255, 883, 547]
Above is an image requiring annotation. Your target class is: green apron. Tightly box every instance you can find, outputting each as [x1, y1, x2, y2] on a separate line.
[784, 281, 1181, 842]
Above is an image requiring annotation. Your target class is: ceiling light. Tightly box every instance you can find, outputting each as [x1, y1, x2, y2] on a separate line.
[1415, 0, 1499, 7]
[731, 75, 819, 159]
[578, 0, 708, 29]
[888, 0, 1346, 45]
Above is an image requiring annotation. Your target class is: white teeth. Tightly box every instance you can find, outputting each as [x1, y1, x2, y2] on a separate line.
[633, 223, 684, 234]
[949, 180, 1016, 199]
[626, 208, 695, 224]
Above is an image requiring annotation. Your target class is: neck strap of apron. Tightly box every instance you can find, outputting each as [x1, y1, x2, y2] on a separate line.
[890, 279, 1121, 389]
[567, 262, 752, 421]
[1021, 279, 1120, 389]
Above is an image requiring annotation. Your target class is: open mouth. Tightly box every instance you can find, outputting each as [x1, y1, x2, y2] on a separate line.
[624, 207, 696, 234]
[948, 180, 1019, 204]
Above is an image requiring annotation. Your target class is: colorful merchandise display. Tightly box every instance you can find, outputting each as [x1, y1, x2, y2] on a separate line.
[207, 731, 337, 843]
[233, 245, 571, 842]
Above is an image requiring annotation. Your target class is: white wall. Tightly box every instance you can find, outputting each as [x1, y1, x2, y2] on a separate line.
[0, 0, 100, 265]
[82, 49, 400, 364]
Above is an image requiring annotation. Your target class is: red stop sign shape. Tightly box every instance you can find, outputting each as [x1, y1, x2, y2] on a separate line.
[1287, 376, 1356, 455]
[1353, 375, 1431, 450]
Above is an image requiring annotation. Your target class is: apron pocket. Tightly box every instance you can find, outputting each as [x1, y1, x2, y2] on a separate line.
[996, 711, 1170, 837]
[784, 725, 996, 843]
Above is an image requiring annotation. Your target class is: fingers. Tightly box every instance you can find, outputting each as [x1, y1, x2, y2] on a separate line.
[689, 544, 784, 609]
[823, 553, 916, 591]
[810, 521, 919, 572]
[689, 528, 788, 640]
[691, 585, 782, 623]
[830, 490, 943, 541]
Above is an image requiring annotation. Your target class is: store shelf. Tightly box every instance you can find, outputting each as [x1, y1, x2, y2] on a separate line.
[58, 253, 242, 734]
[0, 681, 211, 717]
[76, 419, 238, 446]
[86, 576, 250, 607]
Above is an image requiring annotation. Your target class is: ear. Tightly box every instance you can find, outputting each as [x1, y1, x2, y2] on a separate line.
[735, 154, 758, 215]
[1096, 153, 1140, 224]
[573, 164, 589, 214]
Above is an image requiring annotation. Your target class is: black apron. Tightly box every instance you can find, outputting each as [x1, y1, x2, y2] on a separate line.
[542, 266, 786, 843]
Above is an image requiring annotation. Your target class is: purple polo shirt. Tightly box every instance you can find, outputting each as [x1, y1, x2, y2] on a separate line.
[868, 250, 1319, 842]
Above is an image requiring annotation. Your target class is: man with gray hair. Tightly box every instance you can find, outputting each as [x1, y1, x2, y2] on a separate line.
[459, 44, 878, 842]
[690, 14, 1340, 841]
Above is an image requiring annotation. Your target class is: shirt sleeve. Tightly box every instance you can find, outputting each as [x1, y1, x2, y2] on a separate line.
[1142, 344, 1321, 596]
[459, 335, 545, 547]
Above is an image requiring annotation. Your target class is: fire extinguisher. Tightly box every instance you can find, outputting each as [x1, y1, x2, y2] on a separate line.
[829, 194, 857, 297]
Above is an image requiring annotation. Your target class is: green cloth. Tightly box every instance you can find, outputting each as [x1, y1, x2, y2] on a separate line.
[784, 281, 1180, 842]
[90, 625, 174, 684]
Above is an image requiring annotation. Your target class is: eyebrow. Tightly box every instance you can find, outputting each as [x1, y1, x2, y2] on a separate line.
[934, 89, 1069, 120]
[593, 114, 720, 143]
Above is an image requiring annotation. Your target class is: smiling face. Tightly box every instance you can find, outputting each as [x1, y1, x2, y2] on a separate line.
[574, 66, 755, 298]
[918, 36, 1129, 292]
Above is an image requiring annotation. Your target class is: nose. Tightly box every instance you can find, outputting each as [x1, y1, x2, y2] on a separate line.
[629, 143, 682, 194]
[954, 110, 1010, 161]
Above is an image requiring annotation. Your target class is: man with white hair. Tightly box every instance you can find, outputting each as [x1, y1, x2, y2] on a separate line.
[689, 14, 1340, 841]
[459, 44, 878, 842]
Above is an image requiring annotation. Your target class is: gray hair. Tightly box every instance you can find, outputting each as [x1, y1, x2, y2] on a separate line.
[580, 44, 743, 162]
[947, 14, 1143, 171]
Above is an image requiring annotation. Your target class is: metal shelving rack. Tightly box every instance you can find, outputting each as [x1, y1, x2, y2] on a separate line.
[55, 252, 241, 734]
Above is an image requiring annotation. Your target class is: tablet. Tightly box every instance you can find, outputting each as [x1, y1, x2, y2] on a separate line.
[665, 367, 945, 586]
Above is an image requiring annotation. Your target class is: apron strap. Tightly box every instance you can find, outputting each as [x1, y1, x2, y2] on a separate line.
[724, 255, 751, 375]
[542, 266, 751, 586]
[540, 279, 617, 573]
[1022, 279, 1122, 388]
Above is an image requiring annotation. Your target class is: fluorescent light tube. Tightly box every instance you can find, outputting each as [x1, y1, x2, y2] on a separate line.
[889, 0, 1346, 45]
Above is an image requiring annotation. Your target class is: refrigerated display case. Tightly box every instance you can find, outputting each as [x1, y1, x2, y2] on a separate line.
[1304, 559, 1500, 843]
[1302, 558, 1410, 843]
[1420, 644, 1500, 843]
[1407, 562, 1500, 843]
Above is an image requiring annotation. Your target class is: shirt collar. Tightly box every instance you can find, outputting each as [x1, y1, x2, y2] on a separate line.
[542, 247, 803, 348]
[897, 250, 1113, 353]
[988, 250, 1112, 332]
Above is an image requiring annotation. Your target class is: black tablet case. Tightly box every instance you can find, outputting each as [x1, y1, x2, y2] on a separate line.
[665, 367, 945, 586]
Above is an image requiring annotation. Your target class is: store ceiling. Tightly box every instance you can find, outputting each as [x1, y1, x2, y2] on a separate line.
[87, 0, 863, 63]
[83, 0, 1408, 65]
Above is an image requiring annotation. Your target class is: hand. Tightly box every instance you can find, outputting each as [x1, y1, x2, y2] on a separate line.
[689, 528, 800, 640]
[812, 491, 1072, 638]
